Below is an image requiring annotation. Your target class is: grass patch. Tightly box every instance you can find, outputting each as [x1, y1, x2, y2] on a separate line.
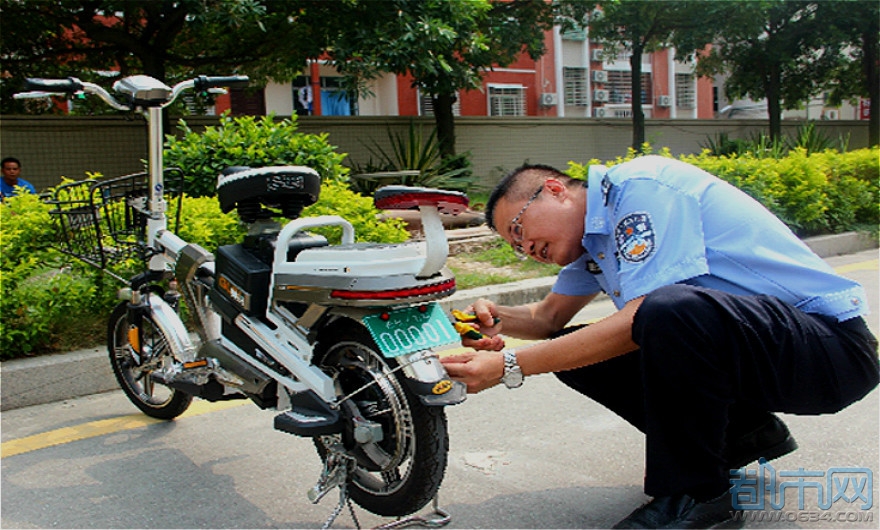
[447, 238, 560, 289]
[452, 271, 524, 290]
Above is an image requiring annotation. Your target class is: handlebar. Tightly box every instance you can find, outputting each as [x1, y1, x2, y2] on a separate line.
[14, 74, 249, 111]
[24, 77, 84, 94]
[194, 75, 250, 92]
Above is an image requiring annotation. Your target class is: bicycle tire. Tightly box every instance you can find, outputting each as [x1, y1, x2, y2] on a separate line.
[312, 321, 449, 517]
[107, 301, 193, 419]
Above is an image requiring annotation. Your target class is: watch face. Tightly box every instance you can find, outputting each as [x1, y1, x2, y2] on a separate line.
[504, 370, 523, 388]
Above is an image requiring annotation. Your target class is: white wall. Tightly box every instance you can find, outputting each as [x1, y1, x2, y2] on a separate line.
[264, 82, 293, 115]
[357, 74, 399, 116]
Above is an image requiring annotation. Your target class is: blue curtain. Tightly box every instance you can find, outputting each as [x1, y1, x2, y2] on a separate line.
[321, 91, 350, 116]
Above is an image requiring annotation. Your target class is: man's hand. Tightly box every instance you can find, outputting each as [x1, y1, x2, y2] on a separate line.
[457, 300, 505, 351]
[439, 350, 504, 394]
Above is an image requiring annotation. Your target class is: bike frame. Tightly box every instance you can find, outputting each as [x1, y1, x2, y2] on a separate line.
[16, 74, 465, 406]
[17, 75, 467, 524]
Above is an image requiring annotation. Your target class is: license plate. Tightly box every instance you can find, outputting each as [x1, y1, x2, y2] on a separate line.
[363, 303, 458, 358]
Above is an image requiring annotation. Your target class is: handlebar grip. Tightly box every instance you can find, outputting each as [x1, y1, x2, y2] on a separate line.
[24, 77, 83, 94]
[193, 75, 249, 92]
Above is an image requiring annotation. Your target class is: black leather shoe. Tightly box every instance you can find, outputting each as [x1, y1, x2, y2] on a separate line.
[725, 413, 797, 469]
[613, 491, 743, 529]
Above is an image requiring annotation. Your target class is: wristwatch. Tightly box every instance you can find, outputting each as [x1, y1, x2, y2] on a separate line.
[501, 349, 523, 389]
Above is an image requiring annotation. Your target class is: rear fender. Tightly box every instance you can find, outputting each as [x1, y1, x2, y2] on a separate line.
[396, 350, 466, 406]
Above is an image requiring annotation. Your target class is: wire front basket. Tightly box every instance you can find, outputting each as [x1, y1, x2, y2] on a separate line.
[46, 170, 183, 274]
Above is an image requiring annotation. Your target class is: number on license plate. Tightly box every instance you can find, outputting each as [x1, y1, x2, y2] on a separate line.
[363, 303, 458, 357]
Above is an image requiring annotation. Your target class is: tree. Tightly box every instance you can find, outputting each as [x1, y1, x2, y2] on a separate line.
[559, 1, 717, 152]
[690, 1, 838, 142]
[816, 1, 879, 147]
[0, 0, 337, 113]
[327, 0, 555, 161]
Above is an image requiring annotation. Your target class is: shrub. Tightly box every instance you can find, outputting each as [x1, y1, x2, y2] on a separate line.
[566, 146, 879, 237]
[350, 120, 475, 194]
[168, 195, 246, 251]
[301, 179, 409, 244]
[169, 184, 409, 248]
[165, 113, 350, 197]
[700, 122, 850, 158]
[0, 194, 115, 357]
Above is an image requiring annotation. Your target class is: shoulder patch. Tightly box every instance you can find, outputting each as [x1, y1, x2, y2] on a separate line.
[615, 212, 655, 263]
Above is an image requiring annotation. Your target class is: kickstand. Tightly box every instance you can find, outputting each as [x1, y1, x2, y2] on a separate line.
[373, 496, 452, 530]
[321, 492, 451, 530]
[321, 484, 361, 530]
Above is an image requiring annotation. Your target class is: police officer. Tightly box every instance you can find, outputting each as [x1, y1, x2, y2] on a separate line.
[440, 157, 879, 529]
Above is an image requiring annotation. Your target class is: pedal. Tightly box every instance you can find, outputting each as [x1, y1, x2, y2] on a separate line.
[274, 408, 343, 437]
[149, 358, 213, 385]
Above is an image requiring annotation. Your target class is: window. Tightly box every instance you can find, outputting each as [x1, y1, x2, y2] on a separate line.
[419, 91, 461, 117]
[607, 71, 652, 105]
[562, 27, 586, 41]
[563, 67, 588, 106]
[291, 76, 356, 116]
[488, 85, 526, 116]
[676, 73, 696, 109]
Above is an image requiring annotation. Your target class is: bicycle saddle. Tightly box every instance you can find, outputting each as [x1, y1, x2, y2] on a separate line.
[217, 166, 321, 223]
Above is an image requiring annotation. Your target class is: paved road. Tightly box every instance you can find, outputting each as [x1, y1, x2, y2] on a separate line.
[2, 250, 878, 529]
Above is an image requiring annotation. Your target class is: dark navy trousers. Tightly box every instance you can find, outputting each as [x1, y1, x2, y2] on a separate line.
[553, 284, 879, 499]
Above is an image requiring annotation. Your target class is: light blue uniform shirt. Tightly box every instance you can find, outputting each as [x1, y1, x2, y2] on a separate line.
[553, 156, 869, 322]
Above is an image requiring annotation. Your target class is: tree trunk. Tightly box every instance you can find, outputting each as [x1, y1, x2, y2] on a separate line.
[630, 47, 646, 152]
[862, 24, 879, 147]
[432, 93, 457, 160]
[766, 63, 783, 142]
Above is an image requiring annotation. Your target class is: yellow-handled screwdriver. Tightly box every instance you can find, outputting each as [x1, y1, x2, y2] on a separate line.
[451, 309, 500, 340]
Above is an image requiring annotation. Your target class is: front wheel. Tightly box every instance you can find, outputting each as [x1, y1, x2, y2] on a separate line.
[108, 301, 192, 419]
[313, 323, 449, 517]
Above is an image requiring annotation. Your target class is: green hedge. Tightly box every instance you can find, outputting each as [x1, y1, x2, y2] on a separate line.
[566, 146, 879, 237]
[166, 113, 350, 197]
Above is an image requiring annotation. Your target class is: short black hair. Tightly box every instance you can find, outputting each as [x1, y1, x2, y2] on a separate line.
[1, 157, 21, 168]
[485, 163, 569, 231]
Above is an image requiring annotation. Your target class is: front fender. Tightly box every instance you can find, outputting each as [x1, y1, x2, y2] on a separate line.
[145, 293, 199, 363]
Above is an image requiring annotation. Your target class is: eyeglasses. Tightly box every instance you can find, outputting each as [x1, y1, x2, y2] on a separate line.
[508, 186, 543, 255]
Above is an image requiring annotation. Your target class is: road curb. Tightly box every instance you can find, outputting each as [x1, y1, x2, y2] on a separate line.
[1, 231, 876, 412]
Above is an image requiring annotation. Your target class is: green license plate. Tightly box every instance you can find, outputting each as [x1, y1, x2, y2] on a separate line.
[363, 303, 458, 358]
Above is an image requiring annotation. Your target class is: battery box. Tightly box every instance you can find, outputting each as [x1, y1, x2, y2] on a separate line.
[209, 244, 271, 321]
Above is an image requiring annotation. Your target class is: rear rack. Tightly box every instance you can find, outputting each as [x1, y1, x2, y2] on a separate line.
[45, 170, 183, 276]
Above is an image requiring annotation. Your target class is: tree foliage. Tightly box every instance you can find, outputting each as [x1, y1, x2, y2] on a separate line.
[0, 0, 336, 113]
[568, 0, 717, 151]
[688, 1, 843, 141]
[813, 0, 879, 146]
[328, 0, 556, 160]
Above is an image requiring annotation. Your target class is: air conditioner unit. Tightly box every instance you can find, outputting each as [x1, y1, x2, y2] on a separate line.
[591, 49, 604, 62]
[593, 89, 610, 103]
[824, 109, 839, 120]
[657, 95, 672, 108]
[593, 107, 608, 118]
[591, 70, 608, 83]
[540, 92, 558, 107]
